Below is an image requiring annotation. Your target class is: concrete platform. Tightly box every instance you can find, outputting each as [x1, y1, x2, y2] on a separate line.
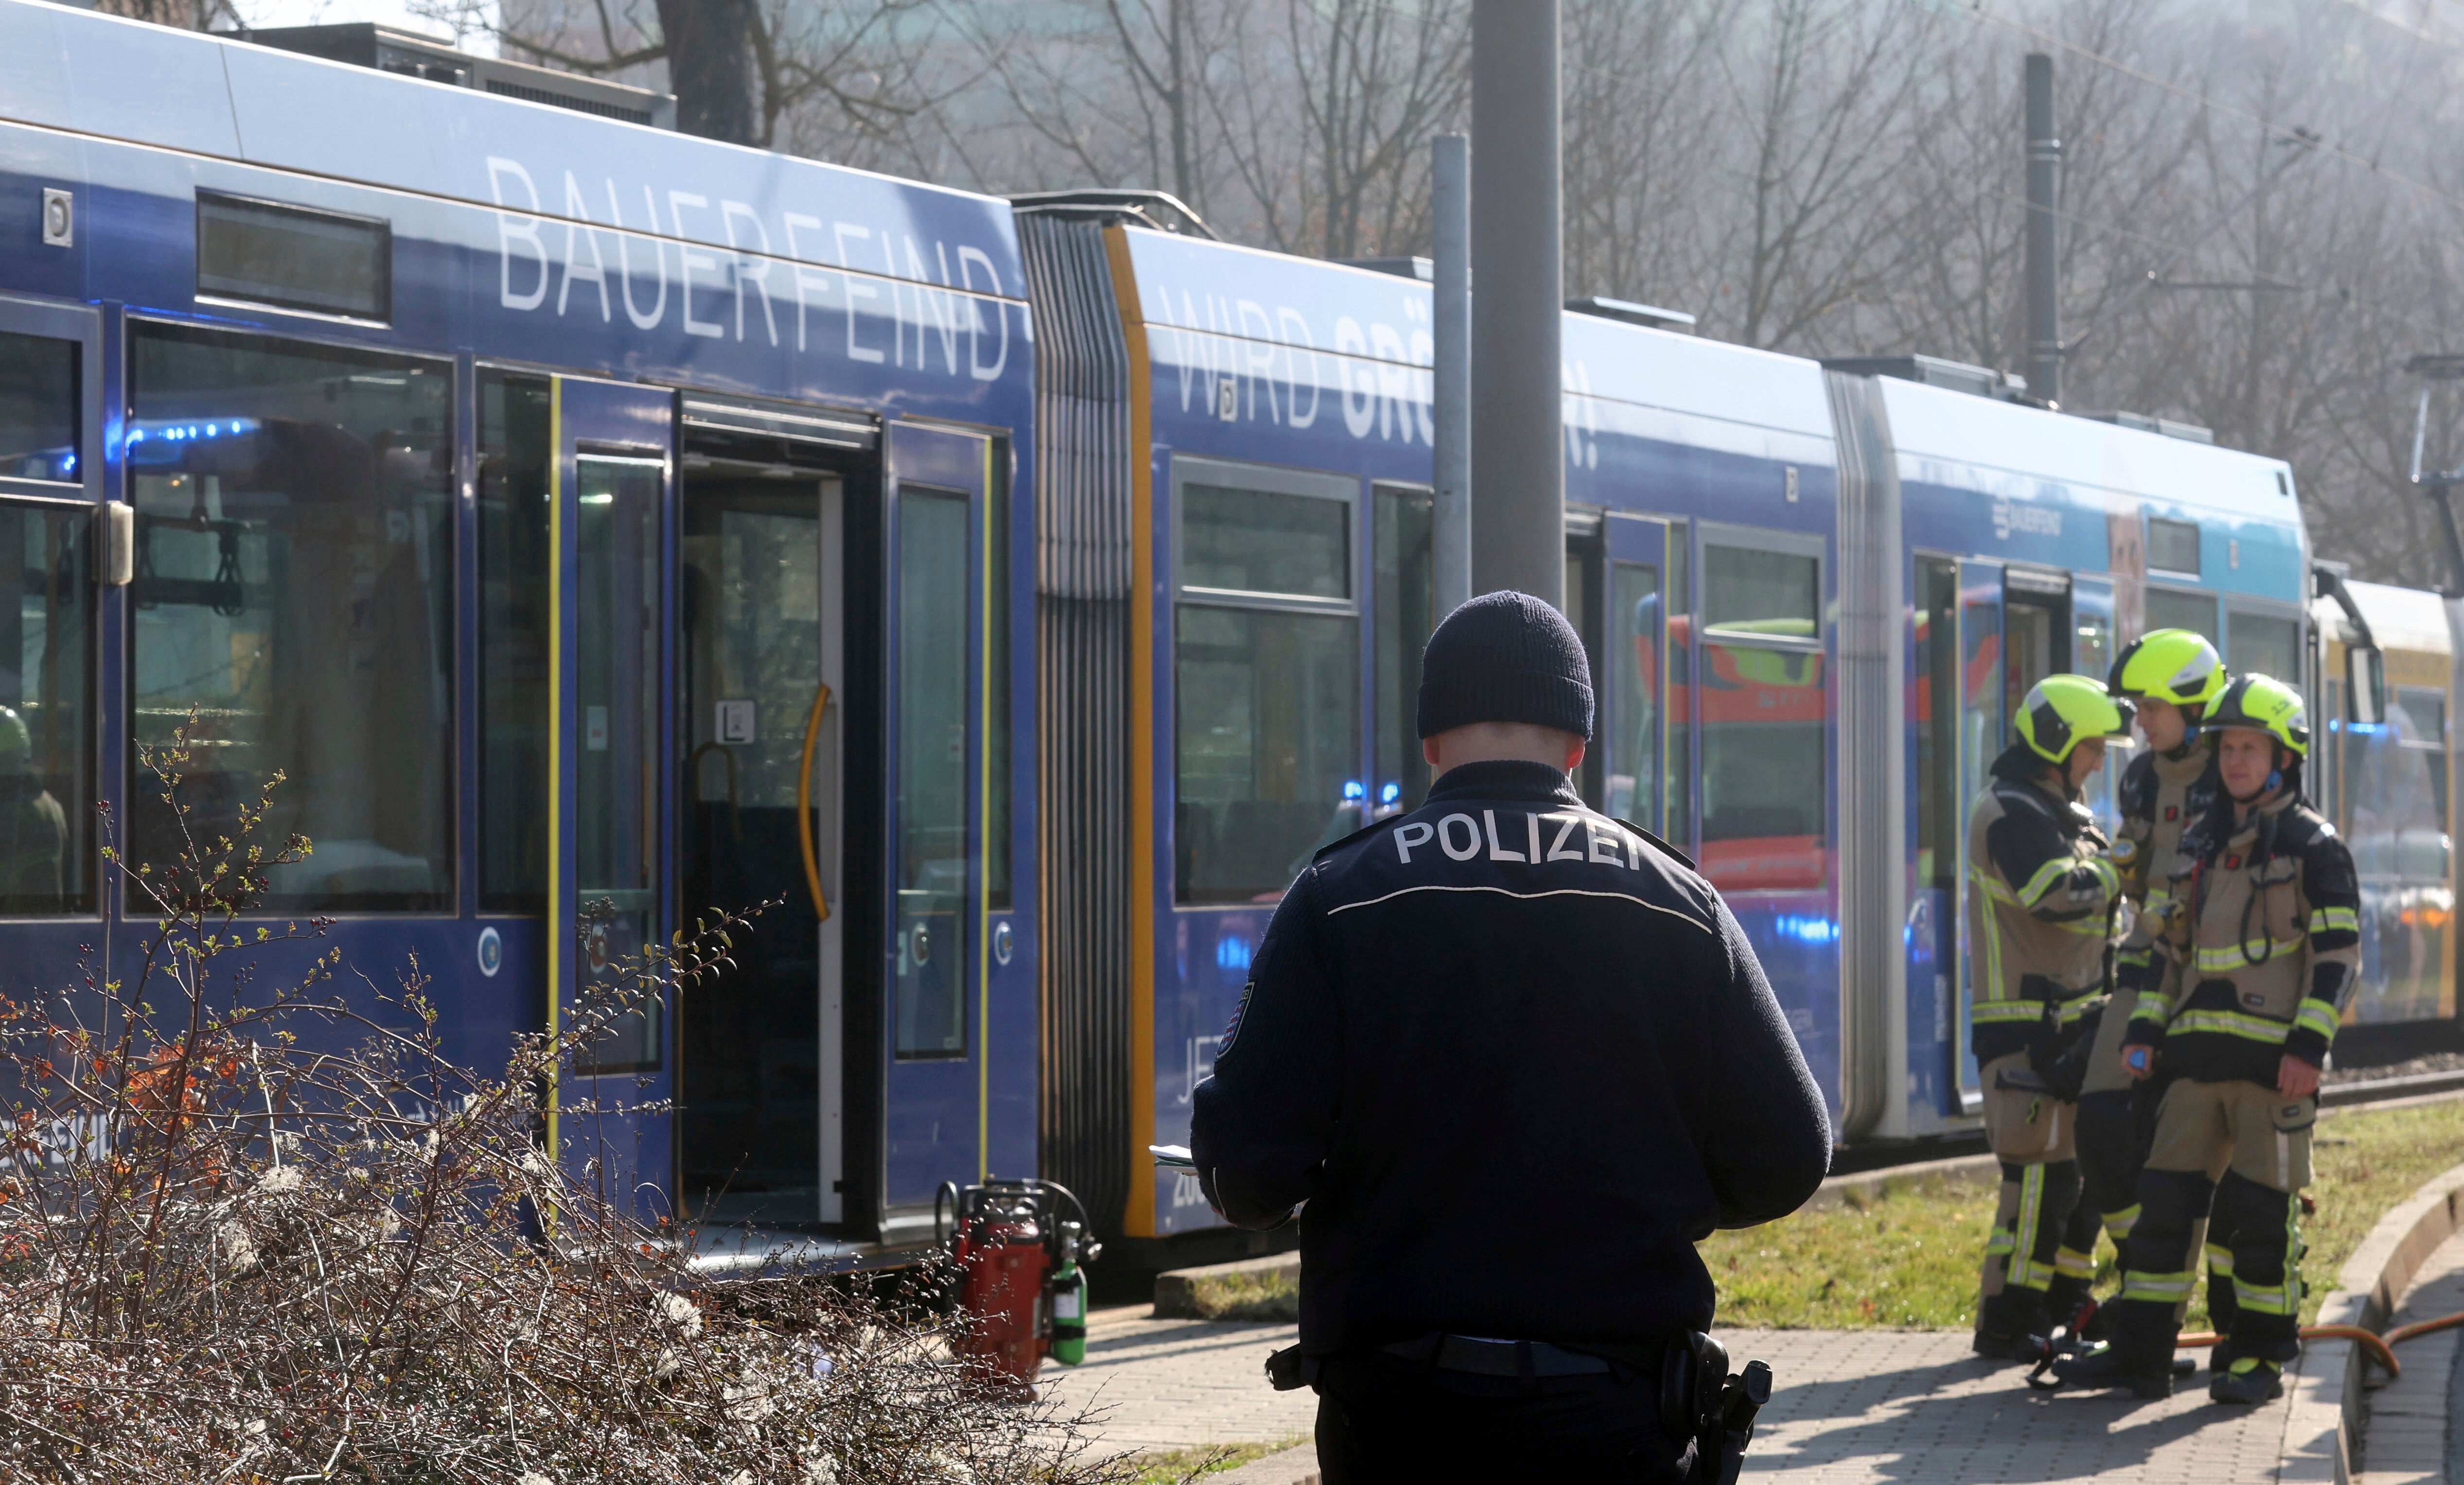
[2356, 1225, 2464, 1484]
[1044, 1308, 2311, 1482]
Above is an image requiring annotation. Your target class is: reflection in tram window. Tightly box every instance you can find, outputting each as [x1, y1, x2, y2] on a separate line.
[1608, 562, 1661, 830]
[1176, 607, 1360, 902]
[0, 331, 77, 483]
[1372, 487, 1434, 816]
[2338, 684, 2453, 1022]
[0, 506, 89, 912]
[1913, 559, 1960, 894]
[478, 372, 550, 913]
[127, 325, 451, 912]
[1666, 527, 1691, 846]
[2145, 585, 2218, 644]
[1698, 641, 1826, 891]
[895, 490, 972, 1057]
[2229, 610, 2302, 688]
[572, 457, 663, 1073]
[1703, 546, 1817, 638]
[1183, 483, 1348, 598]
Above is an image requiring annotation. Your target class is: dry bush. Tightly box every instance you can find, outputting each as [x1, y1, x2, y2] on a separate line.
[0, 722, 1130, 1484]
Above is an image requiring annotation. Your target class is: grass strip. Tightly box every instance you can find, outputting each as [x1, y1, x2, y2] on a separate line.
[1118, 1438, 1307, 1484]
[1701, 1095, 2464, 1330]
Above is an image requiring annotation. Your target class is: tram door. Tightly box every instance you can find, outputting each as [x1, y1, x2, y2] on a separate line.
[882, 423, 996, 1223]
[547, 377, 674, 1214]
[1950, 559, 2005, 1110]
[676, 462, 844, 1228]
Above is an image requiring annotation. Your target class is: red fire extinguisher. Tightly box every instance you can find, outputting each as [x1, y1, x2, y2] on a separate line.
[936, 1179, 1100, 1390]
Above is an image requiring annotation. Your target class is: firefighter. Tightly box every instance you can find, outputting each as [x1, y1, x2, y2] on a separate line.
[2054, 675, 2359, 1403]
[2081, 631, 2227, 1300]
[1965, 674, 2133, 1361]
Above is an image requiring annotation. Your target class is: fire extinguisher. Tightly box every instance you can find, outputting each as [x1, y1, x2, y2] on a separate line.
[935, 1179, 1100, 1389]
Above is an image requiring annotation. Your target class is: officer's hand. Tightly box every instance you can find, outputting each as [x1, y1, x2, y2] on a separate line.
[2278, 1054, 2322, 1100]
[2120, 1044, 2156, 1080]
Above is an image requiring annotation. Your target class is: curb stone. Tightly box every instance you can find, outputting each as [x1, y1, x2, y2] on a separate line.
[2281, 1156, 2464, 1484]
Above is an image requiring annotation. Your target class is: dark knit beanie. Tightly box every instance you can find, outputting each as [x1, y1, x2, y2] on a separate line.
[1416, 590, 1595, 740]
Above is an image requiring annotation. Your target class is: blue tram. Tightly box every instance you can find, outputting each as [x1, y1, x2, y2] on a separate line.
[0, 0, 2443, 1261]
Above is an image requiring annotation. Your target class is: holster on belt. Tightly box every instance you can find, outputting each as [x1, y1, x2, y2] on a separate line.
[1660, 1331, 1773, 1485]
[2023, 976, 2103, 1103]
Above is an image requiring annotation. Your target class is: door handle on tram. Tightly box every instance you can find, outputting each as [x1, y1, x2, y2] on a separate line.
[798, 682, 832, 922]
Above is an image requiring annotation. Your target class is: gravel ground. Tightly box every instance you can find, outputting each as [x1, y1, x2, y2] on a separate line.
[2326, 1051, 2464, 1085]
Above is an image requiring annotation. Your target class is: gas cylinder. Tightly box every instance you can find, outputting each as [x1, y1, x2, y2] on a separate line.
[1048, 1219, 1089, 1366]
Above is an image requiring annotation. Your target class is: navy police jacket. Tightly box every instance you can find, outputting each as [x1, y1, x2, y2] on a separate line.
[1188, 759, 1832, 1357]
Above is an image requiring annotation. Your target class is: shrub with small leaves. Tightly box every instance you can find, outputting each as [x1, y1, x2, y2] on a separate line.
[0, 720, 1143, 1484]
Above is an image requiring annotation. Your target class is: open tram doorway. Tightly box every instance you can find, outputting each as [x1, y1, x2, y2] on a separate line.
[674, 404, 869, 1230]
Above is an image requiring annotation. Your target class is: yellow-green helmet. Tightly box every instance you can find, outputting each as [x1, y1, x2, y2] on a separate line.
[2204, 674, 2309, 757]
[2107, 627, 2227, 712]
[2016, 675, 2135, 764]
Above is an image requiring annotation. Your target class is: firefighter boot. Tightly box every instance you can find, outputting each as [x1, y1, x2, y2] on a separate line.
[1973, 1288, 2052, 1364]
[2210, 1356, 2285, 1405]
[2048, 1300, 2175, 1398]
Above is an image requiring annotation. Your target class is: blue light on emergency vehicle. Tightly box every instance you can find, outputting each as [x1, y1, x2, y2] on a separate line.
[124, 417, 260, 462]
[1774, 914, 1841, 945]
[1215, 935, 1254, 972]
[1343, 780, 1364, 802]
[1380, 782, 1400, 806]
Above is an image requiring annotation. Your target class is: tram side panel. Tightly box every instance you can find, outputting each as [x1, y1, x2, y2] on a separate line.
[0, 4, 1043, 1238]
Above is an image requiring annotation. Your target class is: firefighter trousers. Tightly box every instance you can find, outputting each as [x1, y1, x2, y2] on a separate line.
[1979, 1054, 2090, 1331]
[2107, 1077, 2316, 1366]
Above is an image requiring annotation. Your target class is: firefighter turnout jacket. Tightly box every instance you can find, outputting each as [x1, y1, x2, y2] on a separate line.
[2112, 744, 2220, 994]
[2129, 792, 2362, 1081]
[1966, 747, 2123, 1067]
[1187, 759, 1833, 1358]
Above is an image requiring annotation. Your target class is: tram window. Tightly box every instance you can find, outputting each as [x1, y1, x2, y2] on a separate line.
[895, 489, 973, 1057]
[479, 371, 551, 914]
[572, 456, 663, 1073]
[1182, 484, 1349, 600]
[127, 324, 451, 912]
[1914, 558, 1959, 892]
[0, 332, 78, 484]
[1697, 538, 1824, 892]
[1373, 486, 1435, 815]
[1174, 471, 1360, 906]
[1702, 546, 1817, 640]
[2147, 517, 2201, 576]
[2144, 586, 2217, 644]
[2229, 610, 2302, 688]
[0, 504, 91, 914]
[196, 193, 391, 323]
[1608, 562, 1661, 829]
[2397, 689, 2449, 857]
[988, 464, 1012, 911]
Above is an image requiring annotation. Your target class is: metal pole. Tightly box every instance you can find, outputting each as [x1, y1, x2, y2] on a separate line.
[1431, 133, 1472, 617]
[2024, 52, 2061, 405]
[1471, 0, 1562, 608]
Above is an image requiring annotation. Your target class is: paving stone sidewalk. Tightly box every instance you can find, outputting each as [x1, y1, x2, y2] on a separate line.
[2356, 1225, 2464, 1485]
[1047, 1308, 2308, 1481]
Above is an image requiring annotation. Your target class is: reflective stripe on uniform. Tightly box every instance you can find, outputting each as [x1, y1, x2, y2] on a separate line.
[2234, 1273, 2298, 1316]
[2056, 1245, 2096, 1280]
[2168, 1009, 2295, 1044]
[2008, 1165, 2049, 1292]
[2105, 1203, 2141, 1241]
[2295, 1000, 2342, 1040]
[2195, 937, 2307, 973]
[2308, 905, 2358, 934]
[2205, 1242, 2235, 1278]
[2120, 1269, 2194, 1303]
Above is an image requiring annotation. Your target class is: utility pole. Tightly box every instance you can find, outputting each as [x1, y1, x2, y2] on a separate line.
[2024, 53, 2061, 406]
[1471, 0, 1562, 609]
[1431, 134, 1471, 617]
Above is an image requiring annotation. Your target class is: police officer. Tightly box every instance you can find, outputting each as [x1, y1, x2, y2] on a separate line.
[2081, 632, 2226, 1291]
[1964, 675, 2133, 1361]
[1189, 591, 1832, 1484]
[2055, 675, 2360, 1403]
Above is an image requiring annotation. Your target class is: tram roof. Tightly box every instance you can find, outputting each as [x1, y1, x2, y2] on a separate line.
[2317, 578, 2455, 658]
[0, 0, 1024, 301]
